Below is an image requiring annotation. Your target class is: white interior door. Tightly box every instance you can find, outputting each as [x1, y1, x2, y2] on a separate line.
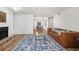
[14, 14, 33, 34]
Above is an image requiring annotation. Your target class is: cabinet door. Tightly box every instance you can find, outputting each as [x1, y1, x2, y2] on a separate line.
[61, 33, 75, 48]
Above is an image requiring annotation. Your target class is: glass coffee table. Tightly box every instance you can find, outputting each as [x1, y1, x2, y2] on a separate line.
[35, 31, 46, 44]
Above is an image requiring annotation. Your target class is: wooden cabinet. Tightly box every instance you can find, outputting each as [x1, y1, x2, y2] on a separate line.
[47, 28, 79, 48]
[60, 32, 75, 48]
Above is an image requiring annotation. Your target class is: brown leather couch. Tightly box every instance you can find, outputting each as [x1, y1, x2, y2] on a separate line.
[47, 28, 79, 48]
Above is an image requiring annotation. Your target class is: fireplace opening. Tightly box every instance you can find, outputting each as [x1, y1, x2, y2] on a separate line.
[0, 27, 8, 40]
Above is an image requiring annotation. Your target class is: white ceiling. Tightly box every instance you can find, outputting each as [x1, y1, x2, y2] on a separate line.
[8, 7, 68, 17]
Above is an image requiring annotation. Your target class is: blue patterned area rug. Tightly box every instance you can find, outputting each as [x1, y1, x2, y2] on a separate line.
[13, 34, 66, 51]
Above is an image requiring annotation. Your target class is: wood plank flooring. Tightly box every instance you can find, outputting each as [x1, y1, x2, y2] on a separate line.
[0, 34, 79, 51]
[0, 34, 25, 51]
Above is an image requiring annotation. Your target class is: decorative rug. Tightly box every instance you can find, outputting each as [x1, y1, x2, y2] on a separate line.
[13, 34, 65, 51]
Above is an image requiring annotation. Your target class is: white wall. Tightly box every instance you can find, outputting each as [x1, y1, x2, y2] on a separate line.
[34, 17, 48, 30]
[48, 16, 53, 28]
[14, 14, 33, 34]
[53, 7, 79, 32]
[0, 8, 13, 36]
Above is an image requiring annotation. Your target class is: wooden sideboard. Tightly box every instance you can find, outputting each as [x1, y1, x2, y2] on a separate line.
[47, 28, 79, 48]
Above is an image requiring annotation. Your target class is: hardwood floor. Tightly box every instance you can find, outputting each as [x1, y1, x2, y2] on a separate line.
[0, 34, 25, 51]
[0, 34, 79, 51]
[33, 29, 47, 35]
[66, 48, 79, 51]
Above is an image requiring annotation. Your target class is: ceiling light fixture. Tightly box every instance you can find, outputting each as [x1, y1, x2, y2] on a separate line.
[12, 7, 20, 11]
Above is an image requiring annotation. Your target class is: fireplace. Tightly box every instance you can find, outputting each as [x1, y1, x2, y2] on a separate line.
[0, 27, 8, 40]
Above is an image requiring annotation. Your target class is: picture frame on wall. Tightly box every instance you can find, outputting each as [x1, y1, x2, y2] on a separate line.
[0, 11, 6, 22]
